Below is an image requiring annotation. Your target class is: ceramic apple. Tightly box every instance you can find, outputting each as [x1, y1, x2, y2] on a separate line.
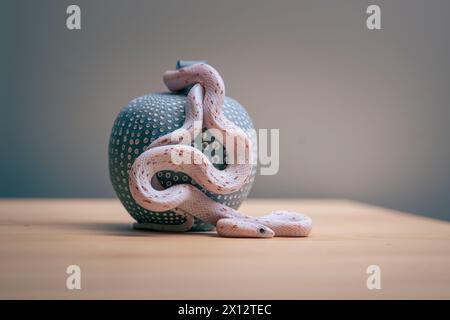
[108, 63, 256, 231]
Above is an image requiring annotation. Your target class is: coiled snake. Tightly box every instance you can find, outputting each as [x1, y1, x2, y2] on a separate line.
[129, 63, 312, 238]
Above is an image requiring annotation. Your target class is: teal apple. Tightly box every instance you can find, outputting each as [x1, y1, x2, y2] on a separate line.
[109, 90, 257, 231]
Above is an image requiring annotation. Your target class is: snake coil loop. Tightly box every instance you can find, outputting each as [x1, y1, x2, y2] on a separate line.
[129, 63, 312, 238]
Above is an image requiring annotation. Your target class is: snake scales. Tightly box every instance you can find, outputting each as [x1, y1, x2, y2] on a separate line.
[129, 63, 312, 238]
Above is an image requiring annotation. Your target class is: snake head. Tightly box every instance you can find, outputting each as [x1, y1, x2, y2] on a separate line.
[216, 218, 275, 238]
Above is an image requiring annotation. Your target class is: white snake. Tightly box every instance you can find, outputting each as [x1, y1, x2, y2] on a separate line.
[129, 63, 312, 238]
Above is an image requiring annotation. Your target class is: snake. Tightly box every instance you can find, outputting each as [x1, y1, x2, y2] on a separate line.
[129, 63, 312, 238]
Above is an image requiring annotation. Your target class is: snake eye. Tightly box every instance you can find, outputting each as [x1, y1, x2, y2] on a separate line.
[259, 228, 265, 234]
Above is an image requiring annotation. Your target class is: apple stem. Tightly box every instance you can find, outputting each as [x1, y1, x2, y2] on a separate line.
[176, 60, 207, 69]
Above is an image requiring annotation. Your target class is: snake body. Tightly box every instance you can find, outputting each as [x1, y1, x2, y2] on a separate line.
[129, 63, 312, 238]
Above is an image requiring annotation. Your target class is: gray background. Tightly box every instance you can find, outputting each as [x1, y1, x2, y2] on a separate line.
[1, 0, 449, 220]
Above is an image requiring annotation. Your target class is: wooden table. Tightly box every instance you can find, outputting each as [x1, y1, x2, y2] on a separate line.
[0, 199, 449, 299]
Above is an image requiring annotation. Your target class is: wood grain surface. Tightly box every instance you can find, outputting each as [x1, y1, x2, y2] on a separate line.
[0, 199, 449, 299]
